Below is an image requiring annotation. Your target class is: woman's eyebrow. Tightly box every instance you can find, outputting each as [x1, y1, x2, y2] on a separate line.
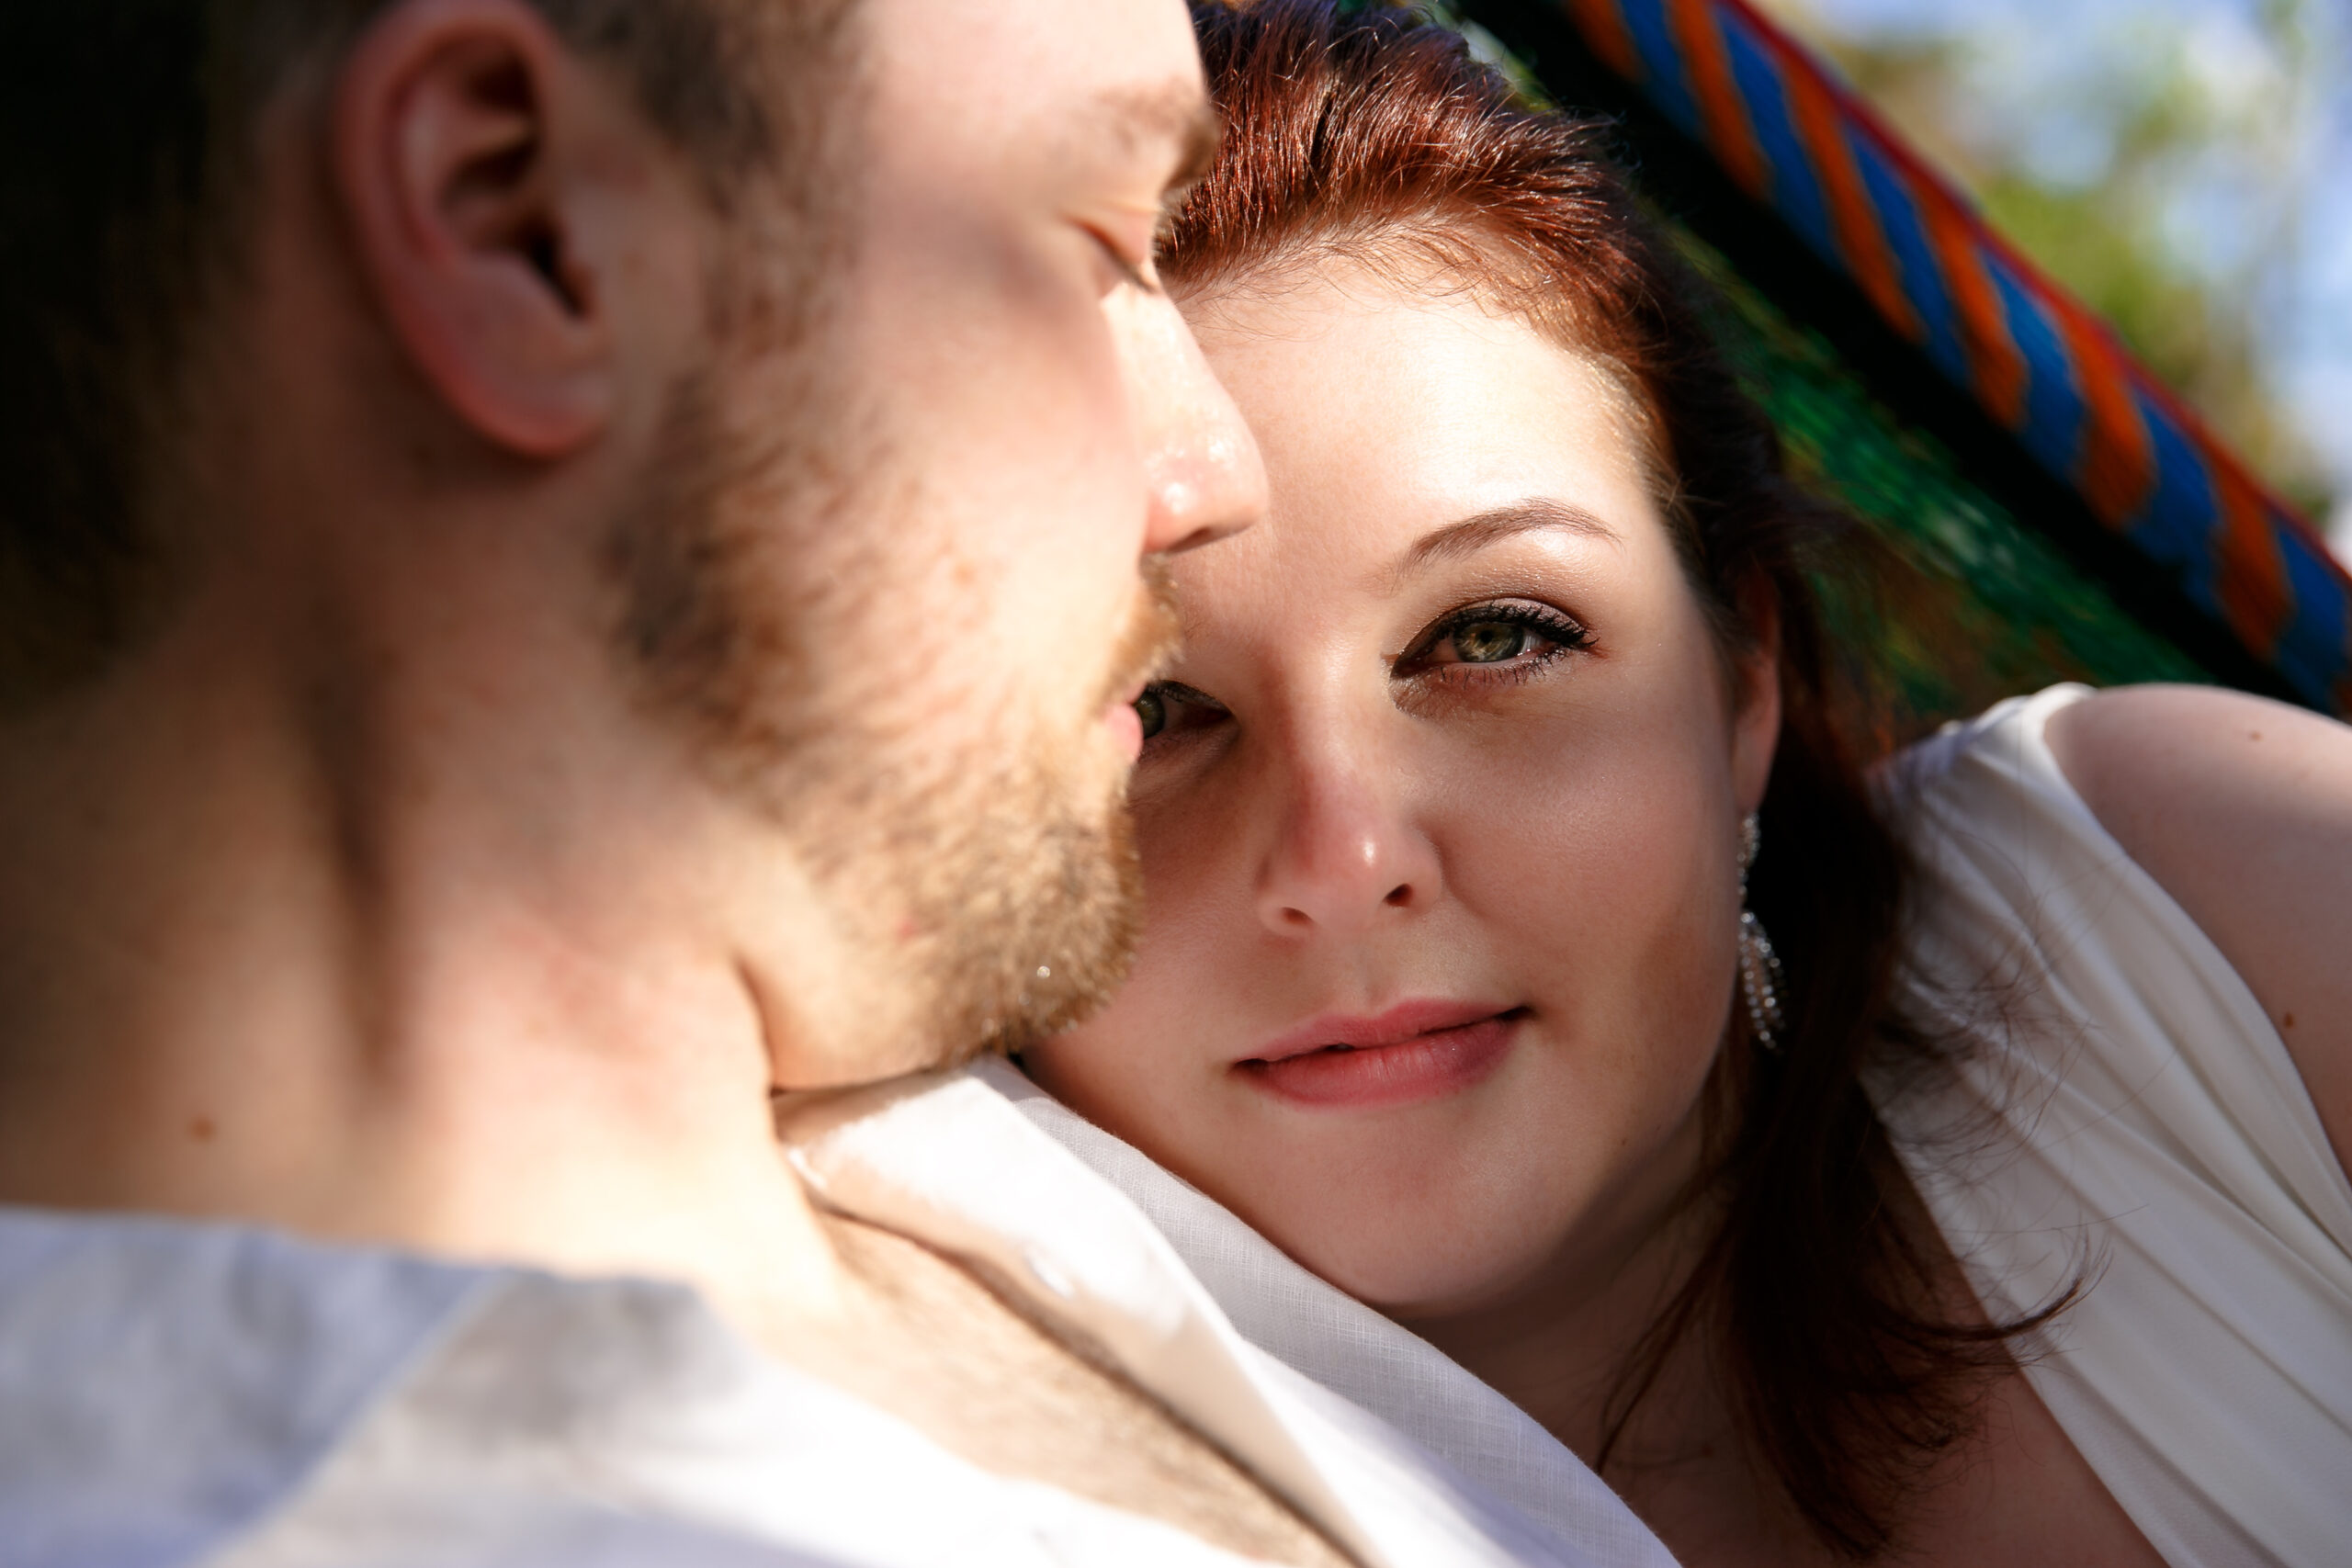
[1389, 500, 1622, 585]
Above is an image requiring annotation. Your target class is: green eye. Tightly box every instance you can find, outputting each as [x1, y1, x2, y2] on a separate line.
[1135, 686, 1167, 740]
[1451, 621, 1531, 663]
[1399, 601, 1592, 682]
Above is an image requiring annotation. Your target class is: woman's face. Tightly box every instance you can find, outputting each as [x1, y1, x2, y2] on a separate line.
[1025, 263, 1780, 1318]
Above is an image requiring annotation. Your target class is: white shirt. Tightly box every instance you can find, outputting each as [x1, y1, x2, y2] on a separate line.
[984, 1061, 1678, 1568]
[0, 1066, 1604, 1567]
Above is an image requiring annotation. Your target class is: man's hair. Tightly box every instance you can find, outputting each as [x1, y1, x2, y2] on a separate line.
[0, 0, 835, 701]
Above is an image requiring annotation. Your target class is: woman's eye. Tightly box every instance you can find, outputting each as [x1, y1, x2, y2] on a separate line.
[1449, 620, 1538, 664]
[1400, 602, 1592, 681]
[1134, 680, 1224, 746]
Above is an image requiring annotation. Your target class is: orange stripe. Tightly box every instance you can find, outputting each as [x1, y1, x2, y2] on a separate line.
[1668, 0, 1769, 198]
[1562, 0, 1642, 80]
[2210, 465, 2292, 660]
[1778, 51, 1917, 341]
[1914, 185, 2028, 431]
[2047, 298, 2155, 529]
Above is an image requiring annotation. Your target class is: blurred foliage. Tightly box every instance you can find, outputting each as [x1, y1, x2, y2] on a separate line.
[1677, 229, 2210, 742]
[1751, 0, 2337, 522]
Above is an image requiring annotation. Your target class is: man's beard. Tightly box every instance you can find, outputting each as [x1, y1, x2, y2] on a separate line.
[911, 572, 1178, 1060]
[609, 365, 1178, 1076]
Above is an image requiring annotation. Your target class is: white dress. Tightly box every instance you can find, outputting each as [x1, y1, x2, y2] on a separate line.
[1009, 685, 2352, 1568]
[1873, 684, 2352, 1567]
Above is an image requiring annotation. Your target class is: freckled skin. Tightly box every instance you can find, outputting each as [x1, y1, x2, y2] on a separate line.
[1026, 266, 1780, 1317]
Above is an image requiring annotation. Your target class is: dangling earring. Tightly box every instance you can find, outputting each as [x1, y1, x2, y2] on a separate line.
[1737, 813, 1787, 1052]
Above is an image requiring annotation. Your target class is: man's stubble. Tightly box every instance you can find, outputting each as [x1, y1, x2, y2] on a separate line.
[608, 315, 1179, 1078]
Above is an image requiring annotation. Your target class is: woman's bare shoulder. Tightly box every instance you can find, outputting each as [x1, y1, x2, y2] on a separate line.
[2043, 683, 2352, 1179]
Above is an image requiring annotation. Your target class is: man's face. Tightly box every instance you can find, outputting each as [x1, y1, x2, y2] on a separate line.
[645, 0, 1263, 1085]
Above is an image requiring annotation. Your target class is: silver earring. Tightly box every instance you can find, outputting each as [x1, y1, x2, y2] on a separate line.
[1737, 813, 1787, 1052]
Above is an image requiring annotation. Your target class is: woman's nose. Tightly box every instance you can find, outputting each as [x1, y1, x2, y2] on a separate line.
[1117, 290, 1268, 557]
[1255, 759, 1441, 940]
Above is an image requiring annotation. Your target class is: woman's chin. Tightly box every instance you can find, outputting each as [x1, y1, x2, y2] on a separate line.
[1313, 1245, 1549, 1324]
[1250, 1190, 1558, 1321]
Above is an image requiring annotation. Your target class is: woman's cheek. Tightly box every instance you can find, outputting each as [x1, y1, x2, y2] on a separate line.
[1029, 785, 1255, 1146]
[1430, 714, 1737, 1168]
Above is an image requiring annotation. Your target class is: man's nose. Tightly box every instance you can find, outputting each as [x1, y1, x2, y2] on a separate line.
[1119, 290, 1267, 557]
[1254, 738, 1441, 940]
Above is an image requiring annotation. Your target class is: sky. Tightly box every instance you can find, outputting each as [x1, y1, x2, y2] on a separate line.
[1754, 0, 2352, 562]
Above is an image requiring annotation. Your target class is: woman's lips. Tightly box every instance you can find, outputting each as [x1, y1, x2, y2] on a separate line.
[1237, 1002, 1522, 1110]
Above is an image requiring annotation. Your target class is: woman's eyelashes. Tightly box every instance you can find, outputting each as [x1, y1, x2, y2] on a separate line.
[1136, 681, 1227, 744]
[1396, 599, 1594, 687]
[1135, 600, 1589, 747]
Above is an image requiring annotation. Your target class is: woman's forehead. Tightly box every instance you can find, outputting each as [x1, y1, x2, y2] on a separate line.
[1183, 267, 1667, 580]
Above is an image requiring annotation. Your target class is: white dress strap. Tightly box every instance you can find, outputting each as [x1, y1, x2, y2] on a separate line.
[1877, 683, 2352, 1568]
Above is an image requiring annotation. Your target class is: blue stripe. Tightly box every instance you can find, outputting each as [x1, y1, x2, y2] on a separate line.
[2274, 520, 2349, 704]
[1847, 135, 1968, 386]
[1984, 257, 2086, 481]
[1718, 12, 1842, 261]
[2124, 389, 2223, 620]
[1615, 0, 1703, 141]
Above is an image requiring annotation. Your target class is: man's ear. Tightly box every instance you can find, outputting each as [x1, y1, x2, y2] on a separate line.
[1730, 569, 1784, 815]
[334, 0, 628, 457]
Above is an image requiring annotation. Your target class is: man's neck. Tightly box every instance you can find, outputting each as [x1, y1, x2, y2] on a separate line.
[0, 611, 848, 1332]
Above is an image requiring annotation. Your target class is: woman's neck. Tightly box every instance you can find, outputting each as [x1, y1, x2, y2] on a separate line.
[1409, 1197, 1719, 1458]
[1391, 1098, 1815, 1558]
[1392, 1100, 1723, 1454]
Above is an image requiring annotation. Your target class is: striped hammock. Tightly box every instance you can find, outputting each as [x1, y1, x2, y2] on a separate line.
[1451, 0, 2352, 729]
